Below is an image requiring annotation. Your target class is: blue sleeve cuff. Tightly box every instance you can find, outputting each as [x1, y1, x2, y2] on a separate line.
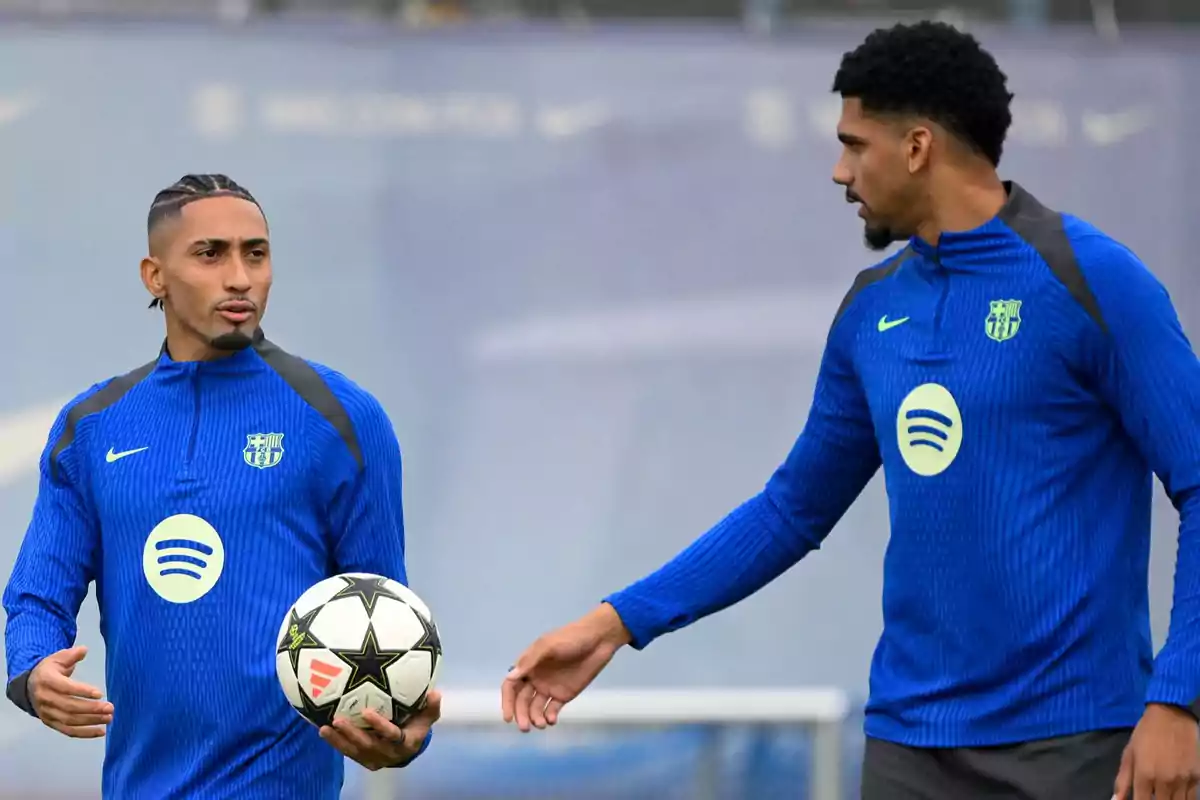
[389, 728, 432, 768]
[600, 595, 654, 651]
[1146, 669, 1200, 720]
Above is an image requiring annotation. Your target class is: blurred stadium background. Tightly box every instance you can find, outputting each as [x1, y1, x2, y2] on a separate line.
[0, 0, 1196, 796]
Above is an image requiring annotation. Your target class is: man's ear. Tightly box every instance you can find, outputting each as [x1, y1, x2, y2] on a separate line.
[905, 125, 934, 174]
[141, 256, 166, 309]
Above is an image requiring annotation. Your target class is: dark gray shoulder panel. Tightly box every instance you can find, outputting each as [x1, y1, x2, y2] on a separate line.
[829, 246, 914, 335]
[998, 182, 1107, 333]
[254, 337, 363, 470]
[50, 360, 157, 480]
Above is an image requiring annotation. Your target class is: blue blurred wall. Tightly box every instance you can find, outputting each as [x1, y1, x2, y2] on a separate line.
[0, 19, 1197, 795]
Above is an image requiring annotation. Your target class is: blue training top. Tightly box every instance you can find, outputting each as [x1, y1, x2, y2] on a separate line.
[4, 330, 428, 798]
[606, 182, 1200, 747]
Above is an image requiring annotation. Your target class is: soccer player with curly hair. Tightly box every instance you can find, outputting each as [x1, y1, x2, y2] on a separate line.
[501, 22, 1200, 799]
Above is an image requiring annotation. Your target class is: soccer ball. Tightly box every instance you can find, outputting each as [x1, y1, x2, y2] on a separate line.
[275, 572, 442, 729]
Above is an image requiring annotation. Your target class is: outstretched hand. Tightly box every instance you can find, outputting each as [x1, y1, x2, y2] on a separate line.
[320, 689, 441, 771]
[28, 646, 112, 739]
[501, 603, 631, 732]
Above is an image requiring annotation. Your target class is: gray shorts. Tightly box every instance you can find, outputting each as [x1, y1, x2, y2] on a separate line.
[860, 729, 1132, 800]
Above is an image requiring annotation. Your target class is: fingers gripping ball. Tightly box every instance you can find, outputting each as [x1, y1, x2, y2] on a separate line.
[275, 573, 443, 729]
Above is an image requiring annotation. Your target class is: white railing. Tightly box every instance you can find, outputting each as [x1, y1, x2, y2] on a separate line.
[367, 687, 851, 800]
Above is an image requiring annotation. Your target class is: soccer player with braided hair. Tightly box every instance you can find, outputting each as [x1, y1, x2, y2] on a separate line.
[502, 23, 1200, 799]
[4, 174, 440, 798]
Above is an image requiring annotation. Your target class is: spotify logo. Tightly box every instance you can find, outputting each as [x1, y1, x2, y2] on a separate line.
[142, 514, 226, 604]
[896, 383, 963, 477]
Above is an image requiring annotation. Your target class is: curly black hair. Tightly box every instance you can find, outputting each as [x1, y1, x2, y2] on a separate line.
[146, 174, 264, 309]
[831, 21, 1014, 167]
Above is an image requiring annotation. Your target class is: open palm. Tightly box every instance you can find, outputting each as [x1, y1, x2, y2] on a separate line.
[501, 606, 631, 732]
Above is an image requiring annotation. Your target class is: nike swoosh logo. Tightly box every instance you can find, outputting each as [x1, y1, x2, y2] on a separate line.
[106, 447, 149, 463]
[877, 315, 910, 332]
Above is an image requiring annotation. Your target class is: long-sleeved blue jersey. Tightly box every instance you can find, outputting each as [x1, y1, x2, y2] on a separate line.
[4, 329, 426, 798]
[606, 182, 1200, 747]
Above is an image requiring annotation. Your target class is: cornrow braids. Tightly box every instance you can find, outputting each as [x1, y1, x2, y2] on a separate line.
[146, 174, 265, 309]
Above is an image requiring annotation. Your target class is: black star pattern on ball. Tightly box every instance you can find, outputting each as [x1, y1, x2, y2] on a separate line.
[392, 692, 424, 726]
[277, 605, 324, 678]
[409, 610, 441, 671]
[296, 684, 338, 729]
[330, 624, 408, 696]
[388, 610, 442, 724]
[329, 575, 404, 616]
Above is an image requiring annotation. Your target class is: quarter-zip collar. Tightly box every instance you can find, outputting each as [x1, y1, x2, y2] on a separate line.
[154, 327, 269, 377]
[908, 181, 1033, 268]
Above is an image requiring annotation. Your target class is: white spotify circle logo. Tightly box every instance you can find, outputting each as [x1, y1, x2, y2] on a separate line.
[896, 383, 963, 477]
[142, 514, 226, 604]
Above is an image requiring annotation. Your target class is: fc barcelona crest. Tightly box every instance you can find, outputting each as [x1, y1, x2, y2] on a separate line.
[985, 299, 1022, 342]
[244, 433, 285, 469]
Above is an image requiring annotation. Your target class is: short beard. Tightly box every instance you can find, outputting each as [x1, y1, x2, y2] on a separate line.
[210, 329, 255, 351]
[864, 224, 901, 252]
